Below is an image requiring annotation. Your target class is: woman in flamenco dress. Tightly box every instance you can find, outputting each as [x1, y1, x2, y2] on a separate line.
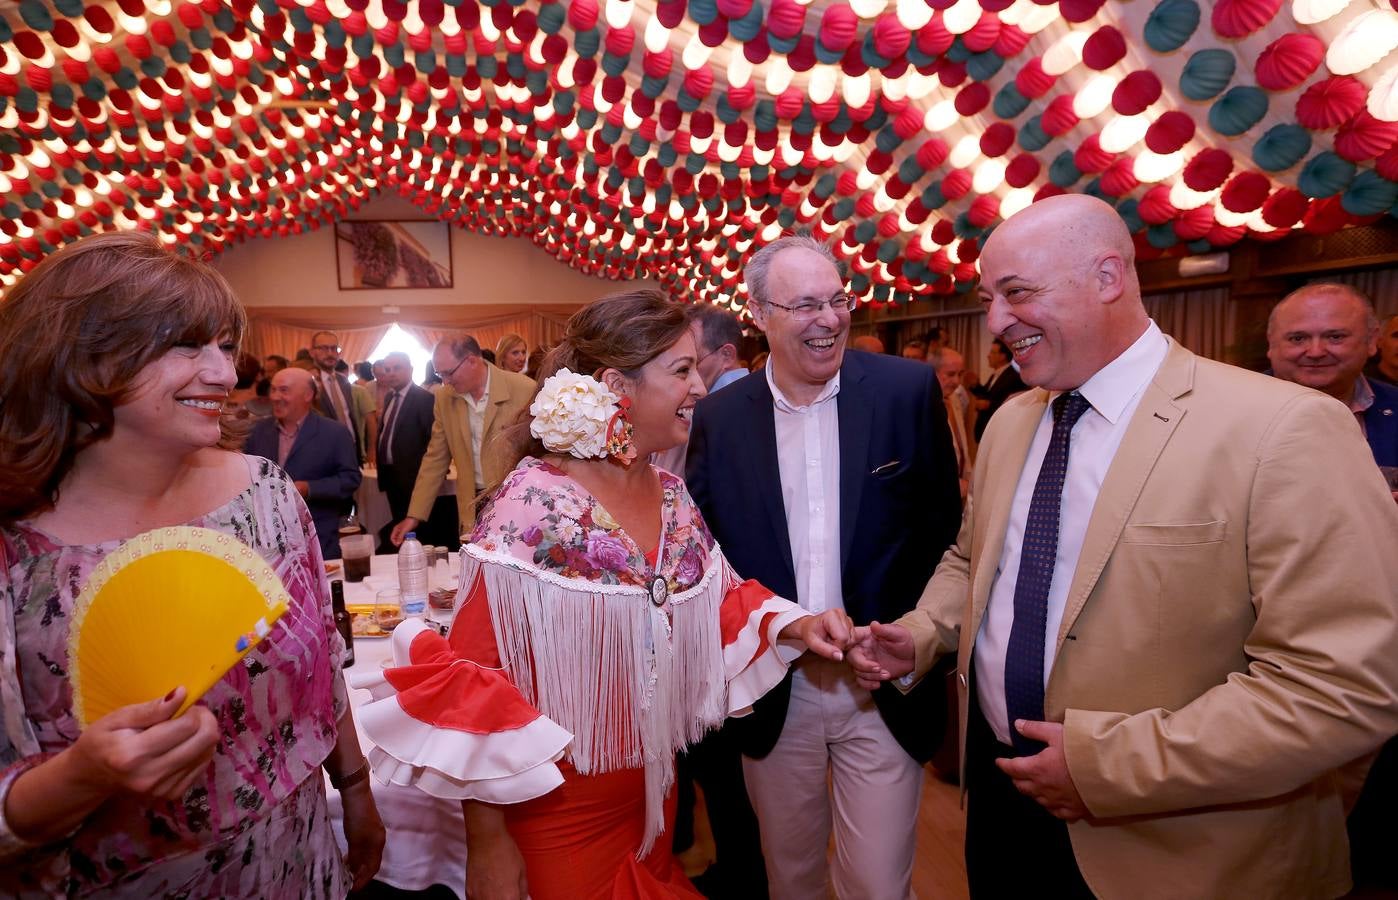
[354, 288, 852, 899]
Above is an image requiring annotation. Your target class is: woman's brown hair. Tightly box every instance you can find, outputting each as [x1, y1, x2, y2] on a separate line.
[499, 287, 690, 471]
[0, 230, 248, 524]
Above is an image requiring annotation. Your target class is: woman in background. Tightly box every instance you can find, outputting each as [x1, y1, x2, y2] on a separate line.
[495, 333, 528, 374]
[0, 232, 383, 897]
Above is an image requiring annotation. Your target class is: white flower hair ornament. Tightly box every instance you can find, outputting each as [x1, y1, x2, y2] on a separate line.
[529, 368, 637, 465]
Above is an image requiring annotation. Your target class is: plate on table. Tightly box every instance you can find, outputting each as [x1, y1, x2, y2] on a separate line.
[347, 604, 400, 638]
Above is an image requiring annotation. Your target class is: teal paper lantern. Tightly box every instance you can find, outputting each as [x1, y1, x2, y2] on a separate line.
[1253, 125, 1312, 172]
[1341, 170, 1398, 216]
[966, 51, 1005, 83]
[1180, 49, 1236, 101]
[1144, 0, 1198, 52]
[1298, 151, 1357, 198]
[1018, 115, 1050, 152]
[993, 83, 1030, 119]
[1208, 86, 1267, 136]
[1049, 150, 1082, 187]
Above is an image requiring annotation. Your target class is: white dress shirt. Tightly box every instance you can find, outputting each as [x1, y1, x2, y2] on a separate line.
[975, 321, 1169, 744]
[767, 363, 842, 615]
[462, 368, 491, 492]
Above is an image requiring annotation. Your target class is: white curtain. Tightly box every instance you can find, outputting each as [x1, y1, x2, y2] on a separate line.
[1143, 288, 1235, 361]
[1322, 267, 1398, 320]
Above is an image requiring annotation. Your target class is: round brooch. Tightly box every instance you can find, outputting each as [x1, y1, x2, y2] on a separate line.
[649, 576, 669, 608]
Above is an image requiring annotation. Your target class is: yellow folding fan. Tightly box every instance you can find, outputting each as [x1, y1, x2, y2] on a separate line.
[68, 526, 291, 727]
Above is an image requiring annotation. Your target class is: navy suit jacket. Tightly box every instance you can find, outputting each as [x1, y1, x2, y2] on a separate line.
[246, 412, 361, 560]
[1366, 376, 1398, 468]
[377, 383, 437, 498]
[687, 350, 963, 761]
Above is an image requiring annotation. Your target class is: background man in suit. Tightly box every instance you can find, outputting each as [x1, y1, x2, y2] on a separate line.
[929, 347, 974, 499]
[971, 337, 1026, 441]
[309, 330, 363, 459]
[246, 367, 361, 560]
[851, 194, 1398, 898]
[688, 234, 962, 899]
[374, 352, 448, 548]
[1268, 283, 1398, 476]
[390, 334, 535, 546]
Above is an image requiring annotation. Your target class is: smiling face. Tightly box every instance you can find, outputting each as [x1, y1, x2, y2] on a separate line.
[978, 194, 1145, 392]
[604, 330, 707, 458]
[269, 367, 316, 424]
[1267, 287, 1376, 403]
[116, 336, 237, 452]
[750, 246, 849, 402]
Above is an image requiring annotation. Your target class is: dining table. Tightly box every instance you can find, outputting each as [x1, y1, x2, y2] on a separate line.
[324, 553, 469, 898]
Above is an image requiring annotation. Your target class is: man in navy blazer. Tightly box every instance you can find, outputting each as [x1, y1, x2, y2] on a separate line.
[374, 353, 452, 547]
[245, 367, 361, 561]
[687, 234, 962, 899]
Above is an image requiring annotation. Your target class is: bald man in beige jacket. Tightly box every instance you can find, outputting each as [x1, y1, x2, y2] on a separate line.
[851, 195, 1398, 898]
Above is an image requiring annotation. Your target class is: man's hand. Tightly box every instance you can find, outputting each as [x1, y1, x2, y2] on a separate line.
[294, 480, 310, 497]
[780, 609, 854, 661]
[389, 517, 420, 547]
[847, 621, 916, 690]
[995, 720, 1089, 821]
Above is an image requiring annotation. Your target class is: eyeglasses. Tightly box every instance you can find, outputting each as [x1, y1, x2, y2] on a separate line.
[312, 343, 339, 352]
[763, 292, 858, 319]
[437, 355, 472, 379]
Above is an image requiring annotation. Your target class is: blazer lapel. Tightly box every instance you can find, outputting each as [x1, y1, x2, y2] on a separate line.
[836, 355, 872, 567]
[1052, 341, 1193, 651]
[745, 372, 797, 583]
[482, 366, 506, 440]
[968, 392, 1048, 637]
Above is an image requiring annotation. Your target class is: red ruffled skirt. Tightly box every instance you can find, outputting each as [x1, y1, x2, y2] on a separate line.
[502, 761, 703, 900]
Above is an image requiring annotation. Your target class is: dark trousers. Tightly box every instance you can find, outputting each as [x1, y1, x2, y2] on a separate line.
[964, 692, 1094, 899]
[1349, 735, 1398, 889]
[673, 724, 769, 899]
[379, 482, 460, 551]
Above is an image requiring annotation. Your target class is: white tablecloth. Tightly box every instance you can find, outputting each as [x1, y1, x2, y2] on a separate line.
[326, 554, 468, 897]
[354, 466, 458, 549]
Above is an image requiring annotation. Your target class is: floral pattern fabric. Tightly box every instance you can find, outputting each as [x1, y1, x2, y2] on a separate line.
[471, 456, 711, 592]
[0, 457, 349, 898]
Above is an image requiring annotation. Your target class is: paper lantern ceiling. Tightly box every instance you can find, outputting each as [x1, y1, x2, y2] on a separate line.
[1, 0, 1396, 305]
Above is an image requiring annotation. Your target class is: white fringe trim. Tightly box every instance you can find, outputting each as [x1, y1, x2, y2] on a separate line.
[462, 543, 773, 857]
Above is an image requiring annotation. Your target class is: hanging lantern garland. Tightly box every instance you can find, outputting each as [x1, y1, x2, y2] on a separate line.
[1, 0, 1395, 305]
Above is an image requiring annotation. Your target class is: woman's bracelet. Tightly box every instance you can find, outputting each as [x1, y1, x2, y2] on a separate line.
[328, 759, 370, 791]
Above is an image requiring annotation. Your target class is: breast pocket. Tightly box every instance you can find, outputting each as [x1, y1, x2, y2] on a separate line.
[1120, 520, 1228, 546]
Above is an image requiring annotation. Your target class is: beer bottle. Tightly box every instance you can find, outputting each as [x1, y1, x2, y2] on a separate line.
[330, 579, 355, 668]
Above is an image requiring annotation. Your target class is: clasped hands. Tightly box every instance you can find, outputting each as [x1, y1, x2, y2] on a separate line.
[840, 620, 1089, 822]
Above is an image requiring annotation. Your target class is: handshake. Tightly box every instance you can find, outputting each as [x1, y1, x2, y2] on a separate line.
[782, 611, 918, 691]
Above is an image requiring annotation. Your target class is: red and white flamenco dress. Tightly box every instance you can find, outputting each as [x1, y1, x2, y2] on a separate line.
[351, 458, 809, 899]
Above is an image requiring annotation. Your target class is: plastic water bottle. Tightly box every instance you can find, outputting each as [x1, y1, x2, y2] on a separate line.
[398, 533, 429, 618]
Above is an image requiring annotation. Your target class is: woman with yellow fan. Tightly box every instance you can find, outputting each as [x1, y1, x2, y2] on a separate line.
[0, 232, 384, 897]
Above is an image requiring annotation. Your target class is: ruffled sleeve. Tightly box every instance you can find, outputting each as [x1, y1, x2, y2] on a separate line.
[717, 556, 810, 717]
[349, 572, 573, 804]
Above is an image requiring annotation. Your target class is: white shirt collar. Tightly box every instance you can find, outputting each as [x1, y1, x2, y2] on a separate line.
[1056, 320, 1169, 425]
[765, 360, 840, 413]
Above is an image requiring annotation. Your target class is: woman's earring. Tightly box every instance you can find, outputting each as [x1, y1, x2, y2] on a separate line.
[604, 397, 637, 466]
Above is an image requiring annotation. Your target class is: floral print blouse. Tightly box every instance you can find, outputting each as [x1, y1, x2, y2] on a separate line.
[0, 457, 349, 897]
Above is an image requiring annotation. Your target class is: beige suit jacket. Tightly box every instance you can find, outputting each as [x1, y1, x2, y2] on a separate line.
[900, 340, 1398, 899]
[407, 365, 535, 536]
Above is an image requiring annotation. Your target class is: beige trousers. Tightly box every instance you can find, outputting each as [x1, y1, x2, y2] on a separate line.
[743, 655, 923, 900]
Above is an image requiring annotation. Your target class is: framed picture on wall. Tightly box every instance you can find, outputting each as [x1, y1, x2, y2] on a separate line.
[335, 220, 453, 289]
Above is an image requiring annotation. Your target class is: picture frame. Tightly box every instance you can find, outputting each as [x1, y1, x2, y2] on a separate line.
[335, 219, 453, 290]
